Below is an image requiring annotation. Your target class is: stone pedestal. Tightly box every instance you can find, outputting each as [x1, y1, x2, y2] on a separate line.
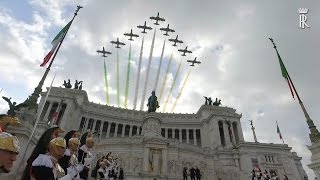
[141, 113, 161, 137]
[141, 113, 168, 179]
[308, 143, 320, 178]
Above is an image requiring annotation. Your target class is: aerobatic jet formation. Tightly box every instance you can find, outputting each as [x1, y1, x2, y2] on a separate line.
[110, 38, 126, 48]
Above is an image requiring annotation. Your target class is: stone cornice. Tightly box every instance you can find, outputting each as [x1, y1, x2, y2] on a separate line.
[238, 142, 292, 152]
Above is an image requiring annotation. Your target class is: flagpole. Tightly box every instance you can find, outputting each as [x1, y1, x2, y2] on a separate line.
[276, 120, 288, 177]
[24, 6, 82, 110]
[269, 38, 320, 143]
[276, 121, 285, 144]
[14, 74, 56, 180]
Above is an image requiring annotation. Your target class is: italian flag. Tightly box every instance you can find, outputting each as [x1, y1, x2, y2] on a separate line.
[40, 21, 72, 67]
[277, 123, 283, 140]
[277, 53, 295, 99]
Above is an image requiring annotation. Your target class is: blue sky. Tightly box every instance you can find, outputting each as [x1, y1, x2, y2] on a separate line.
[0, 0, 319, 178]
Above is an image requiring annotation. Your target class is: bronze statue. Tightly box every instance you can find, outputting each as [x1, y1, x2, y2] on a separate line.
[208, 97, 213, 105]
[147, 91, 160, 113]
[2, 96, 27, 116]
[63, 79, 72, 88]
[204, 96, 209, 105]
[79, 82, 83, 90]
[249, 120, 253, 127]
[204, 96, 212, 105]
[213, 98, 222, 106]
[74, 80, 83, 90]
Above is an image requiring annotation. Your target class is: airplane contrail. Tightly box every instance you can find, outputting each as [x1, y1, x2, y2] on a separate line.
[133, 37, 144, 110]
[171, 69, 191, 112]
[163, 59, 182, 112]
[159, 52, 173, 102]
[153, 38, 166, 92]
[124, 44, 132, 108]
[116, 50, 120, 107]
[104, 59, 110, 104]
[140, 29, 156, 111]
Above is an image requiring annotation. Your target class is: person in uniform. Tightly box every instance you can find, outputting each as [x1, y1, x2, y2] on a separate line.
[59, 130, 80, 173]
[31, 137, 78, 180]
[97, 161, 107, 179]
[0, 114, 21, 132]
[22, 126, 65, 180]
[0, 131, 20, 173]
[78, 132, 95, 180]
[59, 137, 82, 177]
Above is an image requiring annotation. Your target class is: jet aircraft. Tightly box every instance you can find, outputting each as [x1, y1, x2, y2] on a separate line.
[160, 24, 175, 36]
[97, 46, 112, 57]
[187, 57, 201, 66]
[124, 29, 139, 41]
[137, 21, 153, 33]
[110, 38, 126, 48]
[150, 12, 165, 25]
[168, 35, 183, 46]
[178, 46, 192, 56]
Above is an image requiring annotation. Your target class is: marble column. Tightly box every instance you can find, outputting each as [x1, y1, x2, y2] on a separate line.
[231, 123, 237, 144]
[43, 101, 53, 122]
[223, 121, 232, 147]
[106, 122, 111, 138]
[83, 117, 89, 133]
[179, 129, 182, 142]
[114, 123, 119, 137]
[58, 103, 69, 128]
[129, 125, 133, 137]
[143, 148, 150, 172]
[193, 129, 197, 146]
[172, 129, 175, 139]
[161, 148, 168, 174]
[186, 129, 190, 144]
[137, 126, 140, 135]
[165, 128, 168, 139]
[237, 122, 245, 142]
[92, 120, 97, 132]
[121, 124, 126, 137]
[99, 122, 104, 140]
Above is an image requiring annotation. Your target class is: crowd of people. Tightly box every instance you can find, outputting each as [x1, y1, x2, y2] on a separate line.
[250, 167, 309, 180]
[183, 166, 202, 180]
[0, 114, 127, 180]
[90, 152, 124, 180]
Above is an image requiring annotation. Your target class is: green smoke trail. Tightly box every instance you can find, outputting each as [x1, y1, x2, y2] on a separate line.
[171, 69, 191, 112]
[163, 59, 182, 112]
[133, 36, 144, 110]
[116, 49, 120, 107]
[104, 59, 110, 104]
[124, 44, 132, 108]
[159, 52, 173, 102]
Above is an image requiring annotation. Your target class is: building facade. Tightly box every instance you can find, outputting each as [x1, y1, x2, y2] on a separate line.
[5, 87, 308, 180]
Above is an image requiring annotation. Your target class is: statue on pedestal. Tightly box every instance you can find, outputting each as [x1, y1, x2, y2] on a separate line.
[213, 98, 222, 106]
[147, 91, 160, 113]
[63, 79, 72, 88]
[2, 96, 27, 116]
[74, 80, 83, 90]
